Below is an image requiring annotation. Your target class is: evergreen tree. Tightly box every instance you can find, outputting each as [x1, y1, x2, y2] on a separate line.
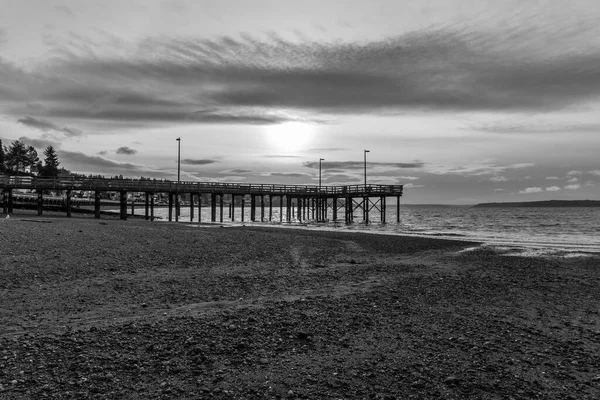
[0, 139, 6, 173]
[4, 140, 29, 173]
[41, 145, 60, 177]
[27, 146, 39, 174]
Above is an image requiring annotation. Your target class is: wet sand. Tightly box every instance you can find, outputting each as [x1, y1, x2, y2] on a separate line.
[0, 217, 598, 399]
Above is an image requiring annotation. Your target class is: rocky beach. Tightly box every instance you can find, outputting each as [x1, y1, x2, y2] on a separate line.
[0, 216, 598, 399]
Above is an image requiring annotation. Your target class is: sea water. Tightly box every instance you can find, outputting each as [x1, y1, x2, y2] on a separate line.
[131, 205, 600, 256]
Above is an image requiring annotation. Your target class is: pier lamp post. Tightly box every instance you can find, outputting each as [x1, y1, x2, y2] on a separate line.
[364, 149, 370, 188]
[319, 158, 325, 192]
[176, 137, 181, 183]
[176, 137, 181, 218]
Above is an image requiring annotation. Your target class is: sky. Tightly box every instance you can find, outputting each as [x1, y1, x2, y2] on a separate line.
[1, 0, 599, 204]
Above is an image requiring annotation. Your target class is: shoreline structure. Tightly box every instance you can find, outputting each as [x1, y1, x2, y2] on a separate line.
[0, 217, 598, 398]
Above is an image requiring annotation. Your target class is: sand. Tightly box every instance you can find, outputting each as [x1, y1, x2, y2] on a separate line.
[0, 216, 599, 399]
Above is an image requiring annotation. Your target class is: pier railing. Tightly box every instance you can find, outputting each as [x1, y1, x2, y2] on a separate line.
[0, 176, 403, 197]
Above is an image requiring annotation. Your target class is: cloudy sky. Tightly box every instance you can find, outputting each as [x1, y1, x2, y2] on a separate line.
[1, 0, 599, 204]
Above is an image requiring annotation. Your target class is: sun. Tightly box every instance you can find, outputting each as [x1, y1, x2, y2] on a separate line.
[264, 122, 316, 153]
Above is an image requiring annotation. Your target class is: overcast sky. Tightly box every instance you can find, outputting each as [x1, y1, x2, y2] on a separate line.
[1, 0, 599, 204]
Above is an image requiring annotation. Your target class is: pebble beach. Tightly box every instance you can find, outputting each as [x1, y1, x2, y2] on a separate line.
[0, 216, 599, 399]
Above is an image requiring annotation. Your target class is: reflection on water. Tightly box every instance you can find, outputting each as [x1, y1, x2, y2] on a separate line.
[128, 205, 600, 255]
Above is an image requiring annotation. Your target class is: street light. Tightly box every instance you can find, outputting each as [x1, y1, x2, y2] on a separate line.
[176, 137, 181, 183]
[364, 149, 370, 187]
[176, 137, 181, 219]
[319, 158, 325, 192]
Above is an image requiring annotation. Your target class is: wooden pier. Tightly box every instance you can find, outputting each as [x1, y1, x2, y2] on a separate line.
[1, 176, 403, 224]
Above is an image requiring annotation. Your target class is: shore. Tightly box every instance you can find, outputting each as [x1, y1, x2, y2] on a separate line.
[0, 217, 598, 399]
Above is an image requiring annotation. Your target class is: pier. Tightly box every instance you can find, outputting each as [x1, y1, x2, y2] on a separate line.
[1, 176, 403, 224]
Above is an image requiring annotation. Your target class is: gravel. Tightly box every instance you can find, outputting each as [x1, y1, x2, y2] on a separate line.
[0, 217, 599, 399]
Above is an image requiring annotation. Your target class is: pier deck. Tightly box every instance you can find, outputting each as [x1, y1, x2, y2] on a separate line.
[1, 176, 403, 224]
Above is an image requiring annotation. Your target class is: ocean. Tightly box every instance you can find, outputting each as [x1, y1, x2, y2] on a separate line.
[129, 205, 600, 256]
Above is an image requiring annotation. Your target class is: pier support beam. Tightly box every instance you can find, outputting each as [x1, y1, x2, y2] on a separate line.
[119, 191, 127, 220]
[150, 194, 155, 221]
[66, 190, 72, 218]
[210, 193, 216, 222]
[279, 195, 283, 223]
[144, 192, 150, 220]
[2, 189, 9, 214]
[260, 195, 265, 222]
[396, 195, 400, 223]
[197, 193, 201, 223]
[332, 197, 338, 222]
[190, 193, 194, 222]
[168, 192, 174, 222]
[94, 190, 101, 219]
[241, 196, 245, 222]
[250, 195, 256, 222]
[269, 195, 273, 221]
[219, 194, 224, 222]
[175, 194, 180, 222]
[37, 189, 43, 216]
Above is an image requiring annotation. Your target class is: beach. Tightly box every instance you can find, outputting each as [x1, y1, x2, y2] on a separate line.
[0, 217, 599, 399]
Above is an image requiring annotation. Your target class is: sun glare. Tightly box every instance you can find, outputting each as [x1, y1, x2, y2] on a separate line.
[264, 122, 316, 153]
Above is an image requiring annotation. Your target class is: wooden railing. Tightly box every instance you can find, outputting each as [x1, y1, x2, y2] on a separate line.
[0, 175, 403, 196]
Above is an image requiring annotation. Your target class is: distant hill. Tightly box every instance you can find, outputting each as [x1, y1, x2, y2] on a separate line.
[473, 200, 600, 208]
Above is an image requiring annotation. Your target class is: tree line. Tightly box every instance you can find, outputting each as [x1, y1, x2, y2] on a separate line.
[0, 139, 61, 177]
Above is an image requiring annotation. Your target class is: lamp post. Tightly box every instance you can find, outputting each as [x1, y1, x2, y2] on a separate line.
[176, 137, 181, 183]
[176, 137, 181, 219]
[319, 158, 325, 192]
[364, 149, 370, 187]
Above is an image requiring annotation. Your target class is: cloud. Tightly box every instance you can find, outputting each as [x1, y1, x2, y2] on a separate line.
[268, 172, 313, 178]
[545, 176, 560, 180]
[519, 187, 543, 194]
[4, 20, 600, 128]
[567, 177, 579, 183]
[263, 155, 304, 159]
[17, 116, 83, 137]
[181, 158, 217, 165]
[567, 170, 582, 176]
[473, 121, 600, 134]
[509, 163, 535, 169]
[17, 136, 59, 149]
[308, 147, 347, 152]
[546, 186, 561, 191]
[229, 169, 251, 174]
[54, 5, 74, 16]
[404, 183, 424, 189]
[428, 162, 533, 176]
[322, 174, 361, 184]
[588, 170, 600, 176]
[564, 184, 581, 190]
[494, 188, 505, 192]
[303, 161, 423, 169]
[116, 146, 137, 155]
[58, 150, 183, 179]
[489, 176, 508, 182]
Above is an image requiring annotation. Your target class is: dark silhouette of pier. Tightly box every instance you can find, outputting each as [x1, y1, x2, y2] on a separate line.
[1, 176, 403, 224]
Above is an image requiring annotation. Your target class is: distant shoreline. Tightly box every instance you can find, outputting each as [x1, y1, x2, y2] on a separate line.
[473, 200, 600, 208]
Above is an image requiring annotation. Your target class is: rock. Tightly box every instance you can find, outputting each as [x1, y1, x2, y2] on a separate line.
[444, 376, 460, 385]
